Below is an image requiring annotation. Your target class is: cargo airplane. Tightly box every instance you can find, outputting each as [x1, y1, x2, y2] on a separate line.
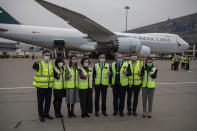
[0, 0, 189, 57]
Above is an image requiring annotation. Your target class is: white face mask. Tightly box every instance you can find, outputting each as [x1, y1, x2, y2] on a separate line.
[131, 56, 137, 61]
[58, 63, 64, 67]
[84, 63, 89, 67]
[44, 56, 50, 62]
[100, 58, 105, 63]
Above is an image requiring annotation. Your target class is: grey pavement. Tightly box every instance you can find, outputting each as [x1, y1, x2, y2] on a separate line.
[0, 58, 197, 131]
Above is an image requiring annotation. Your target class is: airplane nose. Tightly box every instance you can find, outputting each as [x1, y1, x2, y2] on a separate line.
[184, 42, 189, 50]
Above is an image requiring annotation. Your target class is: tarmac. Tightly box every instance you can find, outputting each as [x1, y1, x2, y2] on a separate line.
[0, 58, 197, 131]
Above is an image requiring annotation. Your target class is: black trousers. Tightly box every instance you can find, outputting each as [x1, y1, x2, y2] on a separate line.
[53, 97, 62, 113]
[126, 85, 141, 113]
[181, 62, 185, 69]
[94, 85, 108, 113]
[171, 63, 174, 70]
[113, 84, 127, 113]
[79, 89, 93, 115]
[174, 62, 179, 71]
[37, 88, 52, 117]
[186, 63, 190, 70]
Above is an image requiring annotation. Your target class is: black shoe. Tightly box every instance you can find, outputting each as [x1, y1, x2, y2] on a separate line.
[45, 114, 53, 119]
[71, 113, 77, 118]
[55, 112, 61, 118]
[133, 112, 138, 116]
[113, 112, 118, 116]
[119, 112, 124, 117]
[59, 113, 64, 118]
[85, 113, 90, 117]
[81, 114, 85, 118]
[68, 113, 72, 118]
[39, 116, 45, 122]
[102, 112, 108, 117]
[128, 111, 131, 116]
[95, 112, 99, 117]
[148, 115, 152, 118]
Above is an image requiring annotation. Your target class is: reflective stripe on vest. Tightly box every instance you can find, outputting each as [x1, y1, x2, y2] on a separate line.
[128, 60, 143, 86]
[95, 63, 109, 86]
[112, 61, 128, 86]
[33, 60, 54, 88]
[79, 67, 92, 89]
[66, 66, 79, 88]
[53, 66, 66, 90]
[142, 67, 157, 88]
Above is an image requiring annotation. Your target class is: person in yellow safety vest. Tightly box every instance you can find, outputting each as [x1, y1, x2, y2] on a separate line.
[110, 53, 131, 117]
[78, 58, 93, 118]
[32, 50, 54, 122]
[93, 54, 111, 117]
[127, 51, 144, 116]
[181, 56, 186, 69]
[65, 55, 80, 118]
[171, 56, 176, 70]
[25, 51, 29, 58]
[185, 57, 190, 70]
[53, 59, 67, 118]
[141, 57, 158, 118]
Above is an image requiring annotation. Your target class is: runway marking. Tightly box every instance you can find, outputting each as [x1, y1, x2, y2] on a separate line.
[0, 87, 34, 90]
[0, 82, 197, 90]
[157, 82, 197, 85]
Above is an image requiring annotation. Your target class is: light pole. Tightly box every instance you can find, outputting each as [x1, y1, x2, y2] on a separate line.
[125, 5, 130, 31]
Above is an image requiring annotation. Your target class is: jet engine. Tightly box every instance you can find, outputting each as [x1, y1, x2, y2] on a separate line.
[117, 37, 141, 53]
[140, 45, 151, 58]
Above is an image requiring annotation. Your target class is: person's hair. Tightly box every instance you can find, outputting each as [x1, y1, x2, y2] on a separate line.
[55, 58, 64, 69]
[145, 57, 153, 69]
[130, 50, 137, 56]
[99, 53, 105, 58]
[42, 50, 50, 55]
[81, 57, 90, 66]
[69, 55, 77, 67]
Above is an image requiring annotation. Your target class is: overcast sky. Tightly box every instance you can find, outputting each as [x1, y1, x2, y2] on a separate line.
[0, 0, 197, 42]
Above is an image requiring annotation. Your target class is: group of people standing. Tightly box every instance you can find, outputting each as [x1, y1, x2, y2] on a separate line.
[171, 56, 191, 71]
[33, 50, 158, 122]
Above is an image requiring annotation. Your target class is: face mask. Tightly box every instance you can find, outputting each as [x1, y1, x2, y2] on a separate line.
[72, 60, 77, 64]
[44, 56, 50, 62]
[58, 63, 64, 67]
[117, 58, 123, 63]
[100, 59, 105, 63]
[131, 56, 137, 61]
[84, 63, 89, 67]
[147, 63, 152, 67]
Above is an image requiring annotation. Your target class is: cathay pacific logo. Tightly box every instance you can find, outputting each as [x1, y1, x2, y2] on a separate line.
[0, 10, 3, 13]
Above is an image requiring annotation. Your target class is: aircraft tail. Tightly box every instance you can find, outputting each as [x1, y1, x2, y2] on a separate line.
[0, 7, 20, 24]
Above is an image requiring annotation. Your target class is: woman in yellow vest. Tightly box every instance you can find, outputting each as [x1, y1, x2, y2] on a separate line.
[65, 55, 80, 118]
[78, 58, 93, 118]
[141, 57, 158, 118]
[53, 59, 66, 118]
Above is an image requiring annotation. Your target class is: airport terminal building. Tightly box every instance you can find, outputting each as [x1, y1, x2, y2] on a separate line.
[127, 13, 197, 57]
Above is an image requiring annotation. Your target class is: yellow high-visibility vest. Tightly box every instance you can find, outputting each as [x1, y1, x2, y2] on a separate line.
[142, 67, 157, 88]
[53, 66, 66, 90]
[111, 61, 128, 86]
[79, 67, 92, 89]
[33, 60, 54, 88]
[94, 63, 109, 86]
[66, 66, 79, 88]
[128, 60, 143, 86]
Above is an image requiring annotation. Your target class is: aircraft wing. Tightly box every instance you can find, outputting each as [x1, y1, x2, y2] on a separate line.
[35, 0, 116, 43]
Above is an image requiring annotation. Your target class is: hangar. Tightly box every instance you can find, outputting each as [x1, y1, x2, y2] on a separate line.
[127, 13, 197, 57]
